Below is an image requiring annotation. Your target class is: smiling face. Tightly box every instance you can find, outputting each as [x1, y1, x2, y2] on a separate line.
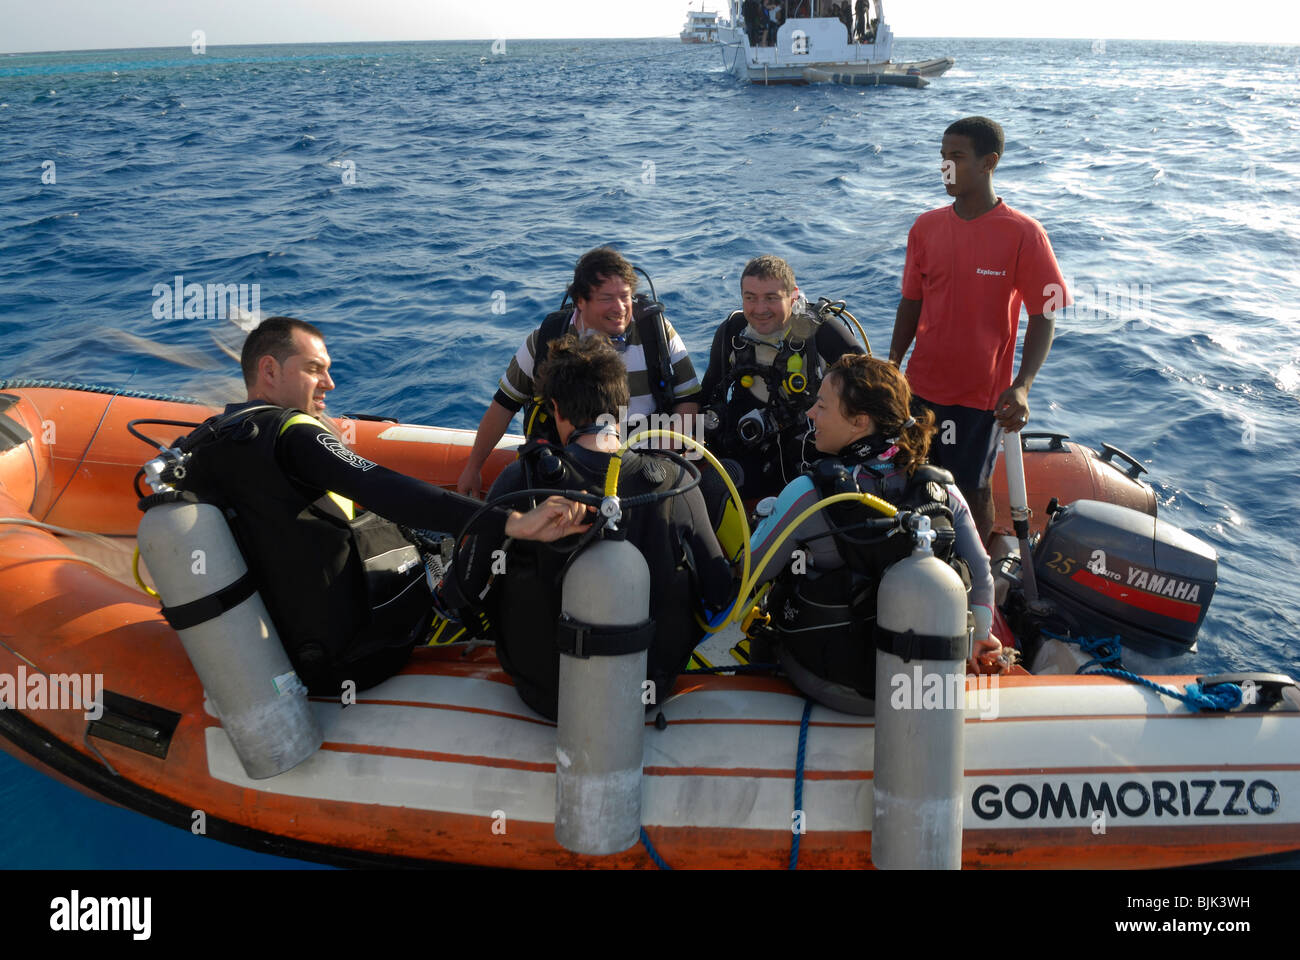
[807, 373, 874, 454]
[575, 275, 633, 338]
[940, 132, 997, 198]
[259, 328, 334, 416]
[740, 273, 797, 336]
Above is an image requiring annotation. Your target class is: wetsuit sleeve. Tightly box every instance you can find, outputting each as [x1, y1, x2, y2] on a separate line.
[676, 483, 735, 612]
[699, 318, 731, 404]
[816, 316, 864, 367]
[748, 476, 836, 586]
[277, 419, 509, 540]
[947, 483, 994, 611]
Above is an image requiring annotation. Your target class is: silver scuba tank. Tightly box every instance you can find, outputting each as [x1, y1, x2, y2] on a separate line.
[554, 530, 653, 855]
[872, 515, 970, 869]
[138, 498, 323, 779]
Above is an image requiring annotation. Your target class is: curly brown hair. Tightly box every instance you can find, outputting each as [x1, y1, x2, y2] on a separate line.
[825, 354, 936, 474]
[535, 333, 630, 430]
[568, 247, 638, 303]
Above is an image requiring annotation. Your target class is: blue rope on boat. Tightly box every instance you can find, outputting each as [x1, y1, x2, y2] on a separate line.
[1080, 668, 1243, 712]
[789, 698, 813, 870]
[0, 378, 203, 405]
[1041, 630, 1243, 712]
[640, 827, 671, 870]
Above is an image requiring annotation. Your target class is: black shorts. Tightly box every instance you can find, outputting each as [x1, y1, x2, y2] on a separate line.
[911, 396, 1001, 494]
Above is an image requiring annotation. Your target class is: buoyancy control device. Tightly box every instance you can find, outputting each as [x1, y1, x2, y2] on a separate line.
[132, 407, 431, 702]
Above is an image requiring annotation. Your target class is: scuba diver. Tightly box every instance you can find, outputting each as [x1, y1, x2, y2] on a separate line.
[148, 316, 588, 696]
[445, 333, 733, 721]
[744, 354, 1001, 715]
[456, 246, 702, 497]
[699, 255, 864, 502]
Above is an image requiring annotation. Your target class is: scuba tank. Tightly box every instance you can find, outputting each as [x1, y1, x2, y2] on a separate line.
[138, 490, 323, 780]
[133, 415, 324, 779]
[872, 514, 970, 870]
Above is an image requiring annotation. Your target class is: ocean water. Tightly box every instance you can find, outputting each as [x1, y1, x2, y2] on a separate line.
[1, 36, 1298, 868]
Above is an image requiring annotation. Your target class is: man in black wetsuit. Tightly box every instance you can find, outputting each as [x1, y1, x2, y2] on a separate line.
[699, 255, 863, 501]
[172, 316, 587, 695]
[451, 334, 733, 720]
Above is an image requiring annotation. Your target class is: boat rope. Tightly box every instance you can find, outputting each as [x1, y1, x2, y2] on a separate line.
[1042, 630, 1243, 712]
[1081, 667, 1243, 712]
[789, 697, 812, 870]
[0, 378, 203, 405]
[640, 827, 671, 870]
[0, 520, 120, 578]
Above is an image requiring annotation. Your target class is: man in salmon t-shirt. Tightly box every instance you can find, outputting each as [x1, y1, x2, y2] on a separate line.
[890, 115, 1068, 541]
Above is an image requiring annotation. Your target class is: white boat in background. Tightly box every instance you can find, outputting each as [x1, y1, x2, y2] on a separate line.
[680, 4, 721, 43]
[715, 0, 954, 87]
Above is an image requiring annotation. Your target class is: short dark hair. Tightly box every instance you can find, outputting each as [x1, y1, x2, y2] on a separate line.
[741, 255, 796, 293]
[536, 333, 630, 429]
[944, 116, 1005, 158]
[568, 247, 637, 303]
[240, 316, 324, 386]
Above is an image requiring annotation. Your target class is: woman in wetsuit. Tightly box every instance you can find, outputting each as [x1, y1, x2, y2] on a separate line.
[747, 354, 1000, 714]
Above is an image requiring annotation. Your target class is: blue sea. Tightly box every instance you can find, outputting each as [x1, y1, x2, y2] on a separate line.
[1, 36, 1298, 868]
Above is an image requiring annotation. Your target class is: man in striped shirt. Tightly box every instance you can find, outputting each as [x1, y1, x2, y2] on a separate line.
[457, 248, 702, 497]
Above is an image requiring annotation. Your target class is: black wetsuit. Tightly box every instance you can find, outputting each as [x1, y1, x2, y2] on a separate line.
[456, 439, 733, 720]
[175, 402, 510, 693]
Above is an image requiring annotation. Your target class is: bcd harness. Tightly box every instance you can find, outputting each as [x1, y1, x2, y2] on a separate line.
[759, 446, 970, 701]
[478, 439, 705, 721]
[703, 310, 823, 455]
[156, 404, 431, 695]
[522, 294, 677, 445]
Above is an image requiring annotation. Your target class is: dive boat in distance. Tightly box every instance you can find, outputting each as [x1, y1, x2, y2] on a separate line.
[680, 4, 721, 43]
[715, 0, 954, 86]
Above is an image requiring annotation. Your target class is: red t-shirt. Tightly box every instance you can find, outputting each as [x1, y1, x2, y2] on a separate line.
[901, 200, 1067, 410]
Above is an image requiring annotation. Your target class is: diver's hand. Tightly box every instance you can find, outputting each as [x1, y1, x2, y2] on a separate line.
[967, 636, 1003, 675]
[504, 496, 593, 542]
[456, 464, 483, 499]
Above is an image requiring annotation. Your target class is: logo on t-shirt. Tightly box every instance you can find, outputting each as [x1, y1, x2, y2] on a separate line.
[976, 267, 1007, 277]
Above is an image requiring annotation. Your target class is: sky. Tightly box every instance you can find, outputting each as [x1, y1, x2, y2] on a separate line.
[1, 0, 1298, 54]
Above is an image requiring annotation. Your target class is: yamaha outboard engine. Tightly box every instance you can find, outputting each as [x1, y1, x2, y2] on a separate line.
[1031, 499, 1217, 658]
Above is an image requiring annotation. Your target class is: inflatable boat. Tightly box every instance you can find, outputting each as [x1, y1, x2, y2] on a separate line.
[1, 380, 1297, 869]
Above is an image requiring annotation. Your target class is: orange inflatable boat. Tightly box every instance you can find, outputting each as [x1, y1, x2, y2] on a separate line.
[1, 380, 1297, 869]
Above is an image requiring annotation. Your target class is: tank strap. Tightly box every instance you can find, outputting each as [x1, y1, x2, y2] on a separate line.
[875, 626, 967, 662]
[555, 615, 656, 658]
[160, 572, 258, 631]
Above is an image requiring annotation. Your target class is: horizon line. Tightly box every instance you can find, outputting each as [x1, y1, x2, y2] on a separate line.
[4, 35, 1299, 56]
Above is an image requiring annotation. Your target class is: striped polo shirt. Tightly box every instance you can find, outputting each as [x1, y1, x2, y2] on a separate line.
[492, 309, 702, 418]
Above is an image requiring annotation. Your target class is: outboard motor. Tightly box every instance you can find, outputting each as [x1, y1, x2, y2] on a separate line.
[1032, 499, 1217, 657]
